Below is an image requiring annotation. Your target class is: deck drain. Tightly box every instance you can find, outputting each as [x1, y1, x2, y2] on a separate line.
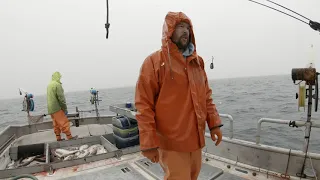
[144, 161, 152, 166]
[121, 167, 131, 173]
[235, 168, 248, 174]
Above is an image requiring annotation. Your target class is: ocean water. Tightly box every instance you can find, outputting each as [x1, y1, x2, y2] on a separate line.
[0, 74, 320, 153]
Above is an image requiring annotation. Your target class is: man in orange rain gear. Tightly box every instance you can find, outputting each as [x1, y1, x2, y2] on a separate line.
[47, 71, 77, 141]
[135, 12, 223, 180]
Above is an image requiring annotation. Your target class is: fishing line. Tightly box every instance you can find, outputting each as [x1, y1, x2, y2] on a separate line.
[248, 0, 320, 32]
[248, 0, 309, 25]
[265, 0, 311, 21]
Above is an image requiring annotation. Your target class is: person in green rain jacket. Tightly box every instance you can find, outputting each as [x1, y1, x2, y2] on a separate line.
[47, 72, 77, 141]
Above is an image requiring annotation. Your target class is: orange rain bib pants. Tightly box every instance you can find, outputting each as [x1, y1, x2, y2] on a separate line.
[50, 110, 72, 141]
[159, 148, 202, 180]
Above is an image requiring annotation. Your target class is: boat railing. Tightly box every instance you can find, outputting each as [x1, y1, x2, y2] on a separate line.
[255, 118, 320, 144]
[217, 114, 234, 139]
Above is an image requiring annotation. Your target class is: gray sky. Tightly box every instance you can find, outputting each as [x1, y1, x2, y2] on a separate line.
[0, 0, 319, 100]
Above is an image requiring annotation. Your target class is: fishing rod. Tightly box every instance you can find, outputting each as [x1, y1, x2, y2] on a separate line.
[248, 0, 320, 32]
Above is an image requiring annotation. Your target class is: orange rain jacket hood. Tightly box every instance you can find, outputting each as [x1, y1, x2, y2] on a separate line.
[135, 12, 221, 152]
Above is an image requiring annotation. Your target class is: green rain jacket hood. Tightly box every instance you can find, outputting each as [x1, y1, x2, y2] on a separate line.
[47, 72, 67, 114]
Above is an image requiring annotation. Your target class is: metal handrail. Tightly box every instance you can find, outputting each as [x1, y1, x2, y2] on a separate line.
[218, 114, 234, 139]
[256, 118, 320, 144]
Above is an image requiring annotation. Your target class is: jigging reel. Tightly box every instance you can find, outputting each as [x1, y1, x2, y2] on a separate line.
[292, 67, 319, 178]
[18, 88, 35, 113]
[292, 67, 319, 112]
[90, 88, 102, 120]
[90, 88, 101, 105]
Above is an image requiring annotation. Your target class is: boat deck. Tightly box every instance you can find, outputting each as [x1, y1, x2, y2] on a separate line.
[29, 150, 251, 180]
[1, 123, 268, 180]
[54, 158, 247, 180]
[12, 124, 114, 147]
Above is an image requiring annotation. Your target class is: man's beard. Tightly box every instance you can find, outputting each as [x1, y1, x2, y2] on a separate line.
[175, 36, 189, 50]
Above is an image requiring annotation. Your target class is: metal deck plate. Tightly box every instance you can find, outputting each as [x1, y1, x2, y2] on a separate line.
[60, 163, 148, 180]
[216, 172, 247, 180]
[135, 158, 223, 180]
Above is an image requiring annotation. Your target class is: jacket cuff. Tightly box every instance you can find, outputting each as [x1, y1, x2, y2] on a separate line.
[139, 130, 160, 151]
[207, 114, 221, 130]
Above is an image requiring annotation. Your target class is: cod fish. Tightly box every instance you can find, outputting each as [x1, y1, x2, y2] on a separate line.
[34, 155, 46, 162]
[55, 149, 79, 158]
[17, 155, 41, 167]
[97, 146, 107, 155]
[75, 151, 81, 157]
[64, 154, 75, 161]
[6, 160, 15, 169]
[79, 144, 89, 151]
[65, 146, 79, 151]
[26, 160, 45, 167]
[87, 144, 101, 156]
[77, 149, 90, 159]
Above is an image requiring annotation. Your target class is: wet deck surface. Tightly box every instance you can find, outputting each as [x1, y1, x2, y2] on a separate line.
[12, 124, 113, 146]
[52, 156, 246, 180]
[2, 123, 270, 180]
[61, 163, 149, 180]
[135, 157, 246, 180]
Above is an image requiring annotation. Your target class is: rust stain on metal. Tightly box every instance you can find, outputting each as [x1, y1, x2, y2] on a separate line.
[33, 171, 48, 177]
[72, 166, 79, 172]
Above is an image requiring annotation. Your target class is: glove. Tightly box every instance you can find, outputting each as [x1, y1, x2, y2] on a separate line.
[210, 127, 222, 146]
[64, 110, 68, 115]
[141, 148, 159, 163]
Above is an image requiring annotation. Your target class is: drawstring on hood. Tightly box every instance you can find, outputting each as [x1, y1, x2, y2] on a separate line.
[161, 12, 197, 80]
[166, 40, 174, 79]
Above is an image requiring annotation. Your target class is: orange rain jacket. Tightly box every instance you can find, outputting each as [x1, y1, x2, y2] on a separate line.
[135, 12, 221, 152]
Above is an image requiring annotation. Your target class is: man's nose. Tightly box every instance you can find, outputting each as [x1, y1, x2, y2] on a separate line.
[183, 28, 189, 35]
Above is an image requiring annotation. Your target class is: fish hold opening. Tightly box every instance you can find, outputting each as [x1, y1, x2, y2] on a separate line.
[7, 143, 47, 169]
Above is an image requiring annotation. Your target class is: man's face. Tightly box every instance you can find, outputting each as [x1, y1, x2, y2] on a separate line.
[171, 21, 190, 50]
